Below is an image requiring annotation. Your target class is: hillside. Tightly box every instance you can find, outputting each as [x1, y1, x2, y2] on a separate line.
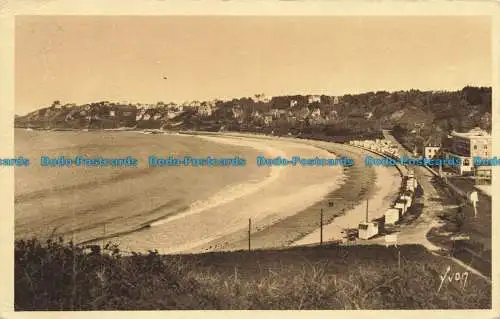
[15, 87, 491, 143]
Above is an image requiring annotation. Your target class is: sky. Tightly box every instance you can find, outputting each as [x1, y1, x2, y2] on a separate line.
[15, 15, 492, 115]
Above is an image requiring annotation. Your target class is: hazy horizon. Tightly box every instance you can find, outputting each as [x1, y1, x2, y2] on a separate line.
[16, 16, 492, 115]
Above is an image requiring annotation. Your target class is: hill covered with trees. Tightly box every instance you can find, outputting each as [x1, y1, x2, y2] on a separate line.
[15, 86, 491, 145]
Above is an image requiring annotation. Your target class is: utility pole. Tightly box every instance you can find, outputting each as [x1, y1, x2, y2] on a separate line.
[473, 166, 477, 185]
[398, 249, 401, 270]
[365, 199, 369, 223]
[248, 218, 251, 251]
[103, 223, 106, 250]
[320, 208, 324, 245]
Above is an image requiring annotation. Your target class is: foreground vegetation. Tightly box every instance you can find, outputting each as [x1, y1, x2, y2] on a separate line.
[15, 239, 491, 310]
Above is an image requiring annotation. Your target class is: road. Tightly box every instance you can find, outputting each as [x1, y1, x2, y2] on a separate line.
[378, 130, 492, 280]
[375, 130, 456, 251]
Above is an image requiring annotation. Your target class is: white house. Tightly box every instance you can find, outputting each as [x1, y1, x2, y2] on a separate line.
[232, 105, 243, 119]
[251, 110, 263, 119]
[264, 115, 273, 126]
[308, 95, 321, 104]
[197, 104, 213, 117]
[271, 109, 286, 119]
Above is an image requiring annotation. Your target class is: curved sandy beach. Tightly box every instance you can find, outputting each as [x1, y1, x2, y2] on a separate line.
[15, 130, 402, 255]
[187, 136, 403, 253]
[114, 134, 346, 253]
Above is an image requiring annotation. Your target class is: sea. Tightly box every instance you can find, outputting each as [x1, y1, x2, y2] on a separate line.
[14, 129, 269, 250]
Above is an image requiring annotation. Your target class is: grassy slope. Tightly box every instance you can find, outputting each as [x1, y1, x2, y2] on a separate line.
[15, 239, 491, 310]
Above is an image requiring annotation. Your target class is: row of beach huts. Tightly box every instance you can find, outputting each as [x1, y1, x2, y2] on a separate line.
[348, 138, 401, 159]
[348, 139, 418, 240]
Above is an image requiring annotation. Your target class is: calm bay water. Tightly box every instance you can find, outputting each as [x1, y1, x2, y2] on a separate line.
[14, 129, 269, 244]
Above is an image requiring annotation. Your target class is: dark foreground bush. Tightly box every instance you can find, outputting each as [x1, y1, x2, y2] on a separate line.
[15, 239, 491, 310]
[15, 238, 222, 310]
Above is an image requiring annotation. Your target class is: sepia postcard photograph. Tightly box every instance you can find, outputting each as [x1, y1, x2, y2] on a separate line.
[0, 0, 499, 317]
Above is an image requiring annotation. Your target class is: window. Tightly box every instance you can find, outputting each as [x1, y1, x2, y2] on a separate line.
[474, 145, 477, 150]
[484, 145, 488, 149]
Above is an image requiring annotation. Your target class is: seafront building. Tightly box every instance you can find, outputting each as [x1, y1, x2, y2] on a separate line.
[442, 127, 492, 178]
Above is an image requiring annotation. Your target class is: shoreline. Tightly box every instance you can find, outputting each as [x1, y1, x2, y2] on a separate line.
[182, 134, 402, 253]
[134, 134, 346, 254]
[63, 131, 346, 254]
[16, 128, 402, 254]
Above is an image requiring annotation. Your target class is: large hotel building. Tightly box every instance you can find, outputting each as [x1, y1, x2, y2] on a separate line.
[442, 127, 492, 177]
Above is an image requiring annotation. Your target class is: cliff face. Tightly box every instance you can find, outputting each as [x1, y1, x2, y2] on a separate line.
[15, 87, 492, 141]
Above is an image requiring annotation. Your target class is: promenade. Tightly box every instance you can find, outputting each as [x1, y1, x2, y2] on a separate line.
[381, 130, 492, 278]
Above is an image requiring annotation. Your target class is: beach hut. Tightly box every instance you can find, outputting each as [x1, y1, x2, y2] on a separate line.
[404, 189, 414, 198]
[358, 199, 379, 240]
[407, 177, 417, 188]
[393, 207, 403, 217]
[405, 180, 415, 192]
[401, 195, 412, 208]
[402, 195, 412, 208]
[384, 208, 401, 225]
[358, 222, 379, 239]
[399, 196, 410, 208]
[394, 200, 407, 215]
